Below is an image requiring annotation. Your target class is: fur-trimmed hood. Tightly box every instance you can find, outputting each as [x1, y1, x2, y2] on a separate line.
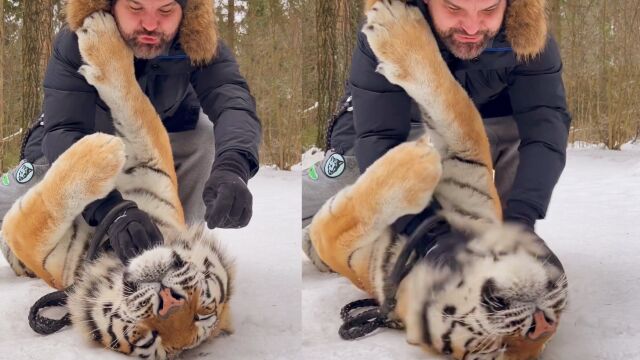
[65, 0, 218, 65]
[365, 0, 548, 59]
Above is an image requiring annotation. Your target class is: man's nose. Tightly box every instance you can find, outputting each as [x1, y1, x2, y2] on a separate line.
[140, 15, 160, 32]
[460, 15, 480, 35]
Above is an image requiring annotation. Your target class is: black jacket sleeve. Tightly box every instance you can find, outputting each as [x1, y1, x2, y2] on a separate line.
[190, 42, 262, 179]
[350, 30, 413, 173]
[41, 28, 122, 223]
[42, 28, 98, 163]
[505, 35, 571, 226]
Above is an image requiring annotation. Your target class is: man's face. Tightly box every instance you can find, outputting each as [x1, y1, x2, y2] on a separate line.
[425, 0, 507, 60]
[112, 0, 183, 59]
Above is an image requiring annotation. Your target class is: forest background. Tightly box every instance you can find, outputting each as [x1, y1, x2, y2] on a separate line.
[1, 0, 639, 172]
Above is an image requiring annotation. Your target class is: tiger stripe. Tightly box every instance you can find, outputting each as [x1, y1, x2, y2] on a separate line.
[122, 188, 176, 212]
[124, 164, 171, 179]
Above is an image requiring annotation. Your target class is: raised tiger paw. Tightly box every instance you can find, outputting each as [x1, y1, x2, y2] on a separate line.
[362, 1, 440, 91]
[357, 136, 442, 220]
[77, 11, 135, 97]
[51, 133, 126, 203]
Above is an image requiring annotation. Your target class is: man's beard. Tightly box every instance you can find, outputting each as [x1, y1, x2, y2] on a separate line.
[435, 27, 498, 60]
[121, 29, 177, 59]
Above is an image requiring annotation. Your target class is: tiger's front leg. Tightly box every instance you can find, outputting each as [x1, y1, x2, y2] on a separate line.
[76, 11, 185, 228]
[363, 0, 502, 222]
[310, 137, 441, 292]
[1, 134, 126, 289]
[362, 0, 485, 147]
[76, 12, 175, 181]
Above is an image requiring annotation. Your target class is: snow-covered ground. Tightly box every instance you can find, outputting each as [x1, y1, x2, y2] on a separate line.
[0, 168, 301, 360]
[2, 145, 639, 360]
[302, 145, 640, 360]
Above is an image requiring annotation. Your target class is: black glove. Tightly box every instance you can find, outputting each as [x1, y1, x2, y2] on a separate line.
[503, 201, 539, 230]
[106, 203, 164, 263]
[83, 190, 126, 227]
[203, 152, 253, 229]
[83, 192, 163, 262]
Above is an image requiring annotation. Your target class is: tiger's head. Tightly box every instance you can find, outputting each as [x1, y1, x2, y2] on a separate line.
[68, 225, 233, 359]
[398, 223, 568, 360]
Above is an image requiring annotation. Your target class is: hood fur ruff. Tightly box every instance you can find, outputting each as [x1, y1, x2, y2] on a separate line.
[364, 0, 548, 59]
[66, 0, 218, 65]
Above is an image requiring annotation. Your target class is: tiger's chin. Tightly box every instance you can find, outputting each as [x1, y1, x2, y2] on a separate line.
[68, 225, 233, 359]
[398, 224, 568, 360]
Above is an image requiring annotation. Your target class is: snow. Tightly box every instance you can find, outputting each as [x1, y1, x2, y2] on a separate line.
[302, 146, 640, 360]
[0, 168, 301, 360]
[292, 147, 324, 172]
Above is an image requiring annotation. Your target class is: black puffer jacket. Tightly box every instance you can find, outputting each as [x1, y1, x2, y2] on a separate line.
[342, 1, 570, 226]
[42, 28, 260, 173]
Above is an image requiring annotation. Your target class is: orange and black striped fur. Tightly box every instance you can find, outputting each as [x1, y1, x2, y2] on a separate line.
[1, 12, 232, 359]
[308, 1, 567, 359]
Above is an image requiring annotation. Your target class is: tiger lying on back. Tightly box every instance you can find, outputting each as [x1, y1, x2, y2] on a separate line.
[307, 1, 568, 359]
[0, 12, 232, 359]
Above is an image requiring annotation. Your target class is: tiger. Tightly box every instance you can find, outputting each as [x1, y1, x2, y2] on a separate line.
[307, 1, 568, 359]
[0, 12, 232, 359]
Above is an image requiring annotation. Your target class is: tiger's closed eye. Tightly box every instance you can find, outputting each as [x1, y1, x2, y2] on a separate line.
[195, 302, 217, 320]
[481, 279, 510, 311]
[195, 312, 217, 322]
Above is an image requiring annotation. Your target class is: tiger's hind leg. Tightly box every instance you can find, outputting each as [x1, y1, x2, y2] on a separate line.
[0, 238, 36, 277]
[1, 133, 125, 289]
[310, 137, 441, 291]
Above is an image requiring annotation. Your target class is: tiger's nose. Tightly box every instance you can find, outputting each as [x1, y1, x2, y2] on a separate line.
[158, 287, 185, 317]
[528, 310, 557, 340]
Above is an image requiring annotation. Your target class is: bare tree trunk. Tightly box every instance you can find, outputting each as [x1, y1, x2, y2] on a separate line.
[315, 0, 338, 147]
[227, 0, 236, 51]
[314, 0, 363, 148]
[21, 0, 53, 130]
[549, 0, 562, 45]
[301, 1, 318, 148]
[41, 0, 54, 80]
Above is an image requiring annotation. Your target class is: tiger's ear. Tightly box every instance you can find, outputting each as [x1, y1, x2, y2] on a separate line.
[213, 304, 234, 336]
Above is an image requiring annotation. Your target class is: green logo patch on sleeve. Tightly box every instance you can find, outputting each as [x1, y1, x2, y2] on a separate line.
[308, 165, 319, 181]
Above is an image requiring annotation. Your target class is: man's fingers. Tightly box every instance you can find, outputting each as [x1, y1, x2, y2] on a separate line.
[233, 189, 252, 227]
[238, 206, 252, 227]
[115, 232, 136, 262]
[227, 192, 246, 224]
[205, 186, 235, 229]
[132, 222, 151, 247]
[144, 219, 164, 246]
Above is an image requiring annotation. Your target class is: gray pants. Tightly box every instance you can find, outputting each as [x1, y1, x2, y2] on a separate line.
[0, 111, 215, 226]
[302, 116, 520, 228]
[169, 111, 215, 224]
